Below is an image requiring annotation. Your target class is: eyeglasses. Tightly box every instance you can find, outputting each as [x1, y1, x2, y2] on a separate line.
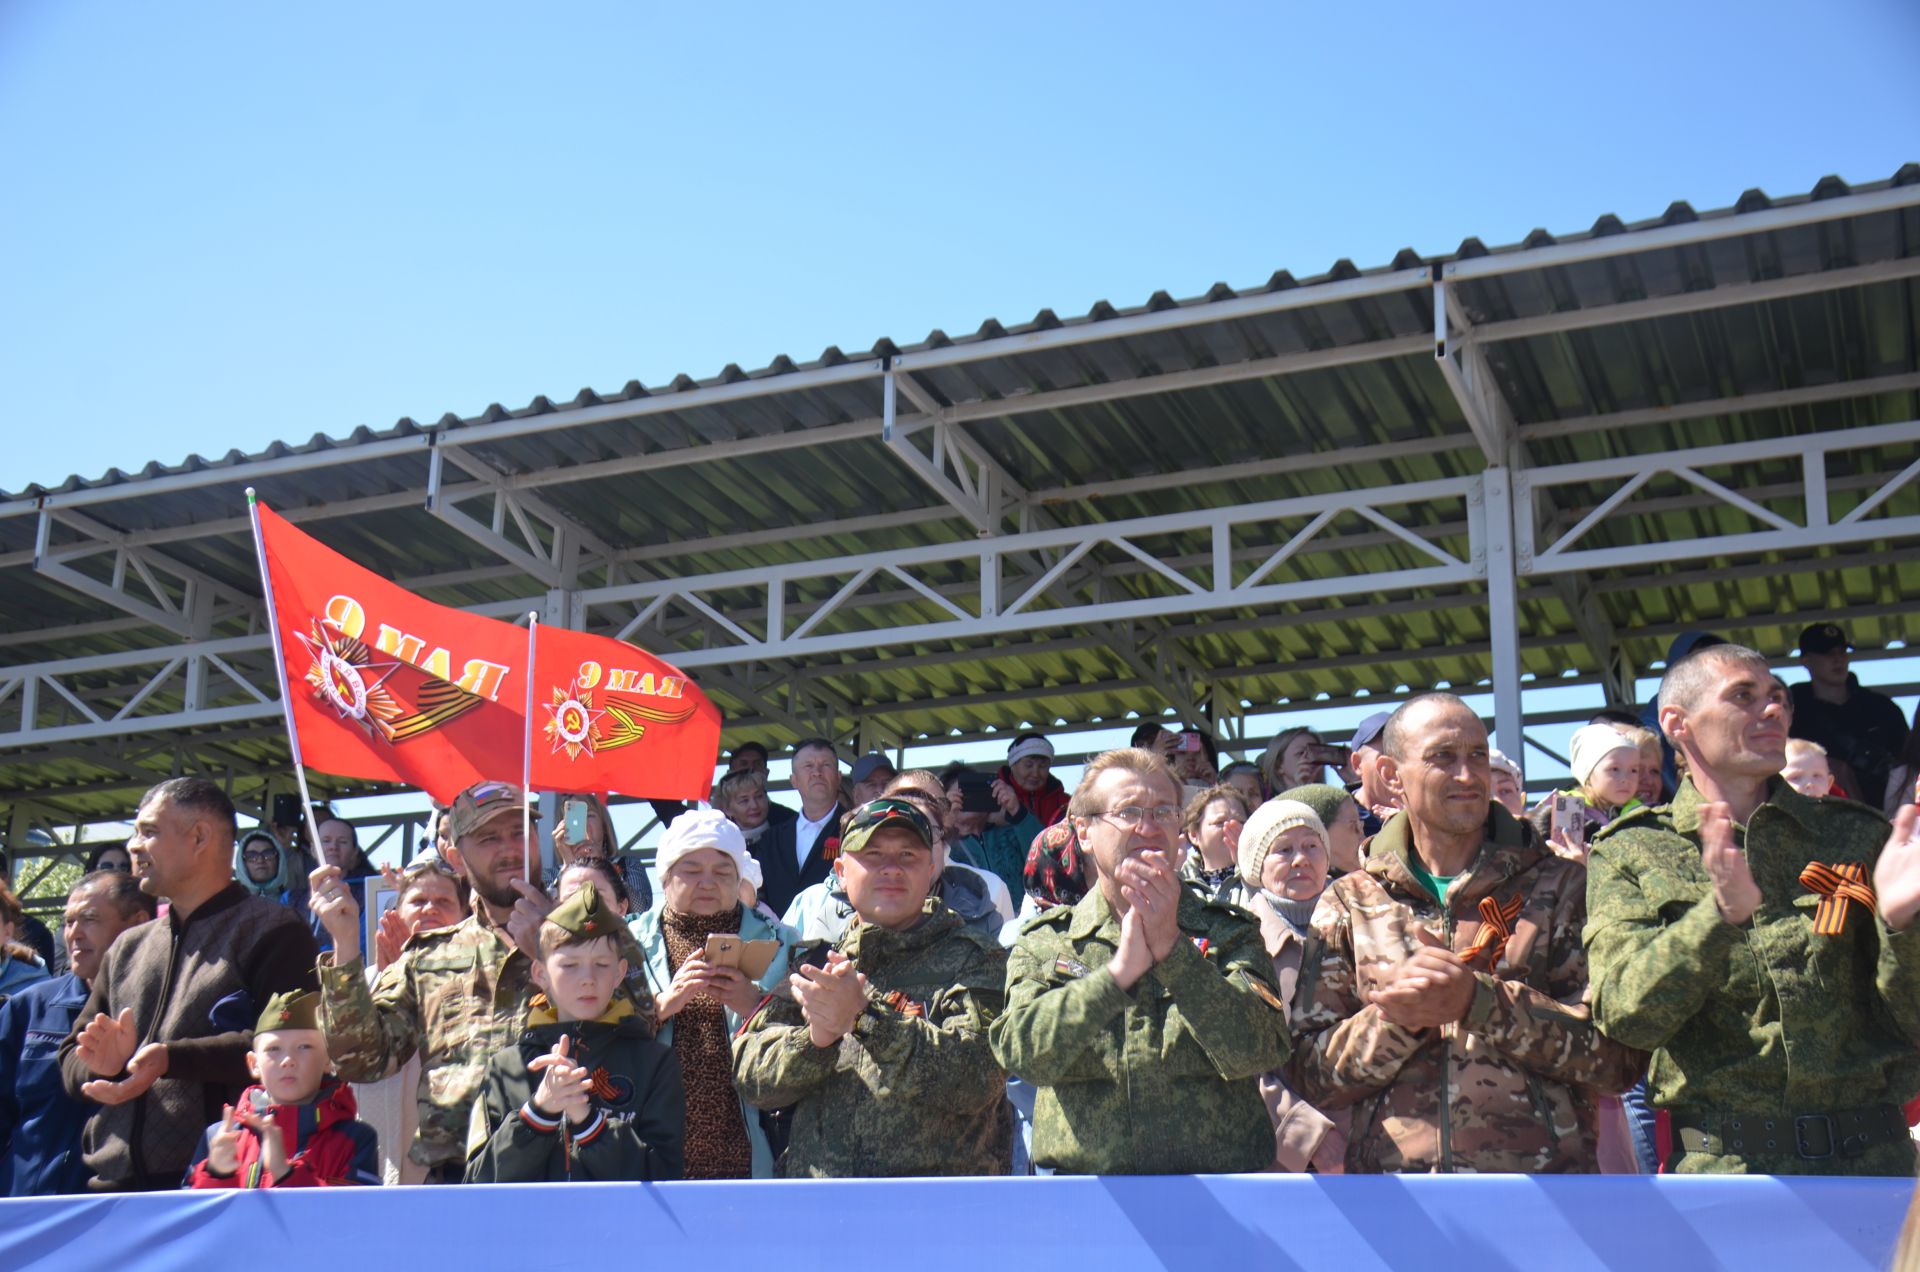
[1097, 804, 1180, 829]
[242, 849, 280, 861]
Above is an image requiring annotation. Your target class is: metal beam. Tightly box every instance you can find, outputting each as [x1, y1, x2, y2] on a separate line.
[1477, 468, 1526, 760]
[579, 474, 1485, 667]
[1517, 370, 1920, 444]
[1440, 183, 1920, 283]
[1433, 277, 1519, 466]
[1468, 255, 1920, 346]
[1515, 419, 1920, 575]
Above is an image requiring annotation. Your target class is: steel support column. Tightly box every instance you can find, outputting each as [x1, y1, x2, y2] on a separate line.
[1478, 469, 1526, 771]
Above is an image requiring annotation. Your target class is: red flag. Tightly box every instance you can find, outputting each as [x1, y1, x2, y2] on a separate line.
[254, 501, 529, 804]
[530, 624, 722, 803]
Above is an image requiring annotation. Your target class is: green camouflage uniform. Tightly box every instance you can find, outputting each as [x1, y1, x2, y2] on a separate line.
[1586, 779, 1920, 1175]
[731, 899, 1010, 1178]
[1289, 803, 1644, 1173]
[317, 913, 535, 1171]
[991, 885, 1289, 1175]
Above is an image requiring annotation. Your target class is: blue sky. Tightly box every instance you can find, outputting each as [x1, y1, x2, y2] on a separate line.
[5, 3, 1917, 850]
[4, 1, 1917, 490]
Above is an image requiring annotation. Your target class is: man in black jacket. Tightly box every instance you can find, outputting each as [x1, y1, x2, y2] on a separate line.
[1791, 623, 1910, 807]
[759, 739, 846, 915]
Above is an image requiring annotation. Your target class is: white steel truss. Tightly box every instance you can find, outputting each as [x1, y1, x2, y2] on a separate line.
[1516, 420, 1920, 575]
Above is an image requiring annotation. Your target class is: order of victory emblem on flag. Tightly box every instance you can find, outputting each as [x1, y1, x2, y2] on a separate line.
[543, 672, 699, 762]
[295, 620, 486, 744]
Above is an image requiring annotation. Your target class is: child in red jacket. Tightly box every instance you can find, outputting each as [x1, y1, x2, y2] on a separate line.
[185, 990, 378, 1188]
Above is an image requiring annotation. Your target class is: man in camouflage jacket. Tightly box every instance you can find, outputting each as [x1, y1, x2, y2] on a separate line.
[733, 798, 1010, 1177]
[1587, 643, 1920, 1175]
[1289, 695, 1644, 1173]
[310, 782, 558, 1179]
[992, 749, 1290, 1175]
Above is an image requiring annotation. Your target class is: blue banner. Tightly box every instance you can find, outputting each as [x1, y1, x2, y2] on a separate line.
[2, 1174, 1912, 1271]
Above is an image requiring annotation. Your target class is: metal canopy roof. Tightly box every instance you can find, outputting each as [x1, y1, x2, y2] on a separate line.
[3, 166, 1917, 838]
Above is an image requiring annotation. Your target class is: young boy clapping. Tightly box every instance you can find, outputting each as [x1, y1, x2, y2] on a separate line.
[185, 991, 379, 1188]
[465, 881, 684, 1182]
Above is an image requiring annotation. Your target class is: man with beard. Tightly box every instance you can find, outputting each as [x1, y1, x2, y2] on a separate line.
[310, 781, 556, 1183]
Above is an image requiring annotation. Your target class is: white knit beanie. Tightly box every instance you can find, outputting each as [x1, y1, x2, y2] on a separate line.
[657, 808, 753, 880]
[1237, 798, 1327, 889]
[1568, 725, 1638, 788]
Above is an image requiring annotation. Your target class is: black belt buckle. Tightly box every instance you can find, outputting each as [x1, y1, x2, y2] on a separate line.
[1793, 1114, 1835, 1160]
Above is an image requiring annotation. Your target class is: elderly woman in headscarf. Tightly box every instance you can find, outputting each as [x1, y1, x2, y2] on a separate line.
[628, 810, 797, 1179]
[1275, 783, 1368, 877]
[1238, 798, 1348, 1174]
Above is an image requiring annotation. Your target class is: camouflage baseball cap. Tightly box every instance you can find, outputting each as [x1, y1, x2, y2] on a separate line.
[448, 780, 534, 842]
[840, 797, 934, 856]
[256, 989, 323, 1034]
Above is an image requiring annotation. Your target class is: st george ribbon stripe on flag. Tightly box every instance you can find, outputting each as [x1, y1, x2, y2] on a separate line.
[247, 495, 723, 807]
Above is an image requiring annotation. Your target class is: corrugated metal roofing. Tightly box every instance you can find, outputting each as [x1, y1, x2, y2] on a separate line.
[3, 166, 1917, 826]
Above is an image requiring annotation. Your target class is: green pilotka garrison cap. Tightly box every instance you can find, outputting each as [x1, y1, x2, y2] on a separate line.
[256, 990, 323, 1034]
[542, 879, 647, 967]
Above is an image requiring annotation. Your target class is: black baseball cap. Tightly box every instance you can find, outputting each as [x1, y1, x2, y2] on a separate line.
[1798, 623, 1852, 656]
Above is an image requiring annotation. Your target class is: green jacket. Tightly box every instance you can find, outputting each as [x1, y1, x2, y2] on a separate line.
[1586, 778, 1920, 1174]
[464, 1005, 684, 1183]
[731, 901, 1010, 1178]
[317, 912, 534, 1171]
[991, 886, 1289, 1175]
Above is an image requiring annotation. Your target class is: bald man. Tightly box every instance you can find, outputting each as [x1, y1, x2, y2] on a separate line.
[1288, 694, 1643, 1173]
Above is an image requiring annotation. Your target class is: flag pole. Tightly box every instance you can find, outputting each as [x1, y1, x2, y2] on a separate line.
[524, 611, 538, 885]
[245, 490, 325, 860]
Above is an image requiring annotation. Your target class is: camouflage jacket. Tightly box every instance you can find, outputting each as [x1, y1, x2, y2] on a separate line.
[1288, 803, 1644, 1174]
[732, 900, 1010, 1178]
[317, 912, 534, 1170]
[1586, 779, 1920, 1175]
[991, 886, 1289, 1175]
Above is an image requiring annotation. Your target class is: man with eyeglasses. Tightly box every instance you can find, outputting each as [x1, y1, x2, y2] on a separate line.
[991, 748, 1289, 1174]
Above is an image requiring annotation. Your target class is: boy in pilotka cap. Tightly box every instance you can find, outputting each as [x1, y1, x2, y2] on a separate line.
[184, 991, 379, 1188]
[465, 881, 684, 1182]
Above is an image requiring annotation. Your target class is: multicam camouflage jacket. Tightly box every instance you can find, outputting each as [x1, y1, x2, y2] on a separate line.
[1288, 803, 1644, 1174]
[991, 886, 1290, 1175]
[731, 899, 1010, 1178]
[317, 912, 535, 1170]
[1586, 779, 1920, 1175]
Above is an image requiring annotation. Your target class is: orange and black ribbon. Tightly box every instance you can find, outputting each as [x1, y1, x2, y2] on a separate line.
[1461, 894, 1524, 968]
[1799, 861, 1876, 935]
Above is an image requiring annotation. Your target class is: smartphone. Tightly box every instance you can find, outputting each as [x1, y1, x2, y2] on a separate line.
[956, 770, 998, 814]
[1177, 732, 1205, 753]
[1310, 743, 1352, 769]
[271, 794, 303, 828]
[1550, 794, 1589, 847]
[563, 798, 588, 846]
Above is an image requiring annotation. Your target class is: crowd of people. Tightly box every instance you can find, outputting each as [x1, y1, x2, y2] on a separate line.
[1, 622, 1918, 1193]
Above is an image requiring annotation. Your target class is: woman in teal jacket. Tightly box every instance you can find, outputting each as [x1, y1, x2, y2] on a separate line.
[627, 810, 797, 1179]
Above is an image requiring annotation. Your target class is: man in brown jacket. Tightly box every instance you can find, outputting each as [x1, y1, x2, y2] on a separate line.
[1288, 694, 1644, 1172]
[59, 778, 319, 1191]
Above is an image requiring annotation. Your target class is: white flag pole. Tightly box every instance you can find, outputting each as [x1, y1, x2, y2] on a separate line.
[524, 611, 538, 885]
[245, 488, 325, 857]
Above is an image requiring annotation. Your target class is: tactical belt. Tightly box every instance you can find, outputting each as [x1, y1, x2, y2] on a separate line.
[1675, 1104, 1908, 1161]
